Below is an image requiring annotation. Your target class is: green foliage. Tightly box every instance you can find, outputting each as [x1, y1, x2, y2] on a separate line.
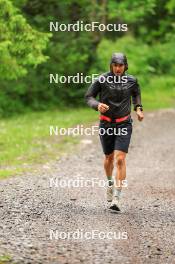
[107, 0, 156, 21]
[0, 0, 50, 80]
[91, 35, 175, 78]
[91, 35, 175, 110]
[0, 0, 174, 115]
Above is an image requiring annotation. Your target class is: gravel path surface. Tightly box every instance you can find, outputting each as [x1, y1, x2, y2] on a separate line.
[0, 109, 175, 264]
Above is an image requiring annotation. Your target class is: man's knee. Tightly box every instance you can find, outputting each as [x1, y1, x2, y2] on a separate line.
[115, 152, 126, 167]
[105, 152, 114, 164]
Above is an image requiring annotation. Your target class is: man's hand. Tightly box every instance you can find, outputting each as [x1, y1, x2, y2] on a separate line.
[136, 108, 144, 121]
[98, 103, 109, 113]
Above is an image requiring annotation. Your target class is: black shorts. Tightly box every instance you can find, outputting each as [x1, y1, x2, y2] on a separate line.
[99, 117, 133, 155]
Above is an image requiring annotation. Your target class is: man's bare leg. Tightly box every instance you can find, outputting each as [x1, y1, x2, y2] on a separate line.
[114, 150, 126, 192]
[104, 152, 114, 184]
[104, 152, 114, 202]
[110, 150, 126, 211]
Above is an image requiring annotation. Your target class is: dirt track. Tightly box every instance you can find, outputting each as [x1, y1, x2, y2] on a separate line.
[0, 109, 175, 264]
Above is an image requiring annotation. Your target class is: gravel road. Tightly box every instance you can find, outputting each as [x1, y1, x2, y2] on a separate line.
[0, 109, 175, 264]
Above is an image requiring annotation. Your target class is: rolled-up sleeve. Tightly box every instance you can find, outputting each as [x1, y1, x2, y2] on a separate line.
[85, 79, 101, 111]
[132, 79, 143, 111]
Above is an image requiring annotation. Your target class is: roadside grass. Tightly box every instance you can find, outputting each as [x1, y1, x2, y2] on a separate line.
[0, 82, 174, 180]
[0, 108, 97, 179]
[0, 255, 12, 264]
[142, 76, 175, 109]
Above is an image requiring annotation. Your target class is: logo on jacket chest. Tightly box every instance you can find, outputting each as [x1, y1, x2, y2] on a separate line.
[108, 83, 127, 91]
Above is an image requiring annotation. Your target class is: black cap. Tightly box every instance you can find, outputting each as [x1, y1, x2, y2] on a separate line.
[110, 52, 128, 65]
[110, 52, 128, 71]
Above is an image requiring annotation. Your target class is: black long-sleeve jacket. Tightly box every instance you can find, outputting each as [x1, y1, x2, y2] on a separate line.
[85, 72, 142, 119]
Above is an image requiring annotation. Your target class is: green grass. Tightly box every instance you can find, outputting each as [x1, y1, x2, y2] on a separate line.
[0, 255, 12, 264]
[0, 108, 97, 179]
[142, 76, 175, 110]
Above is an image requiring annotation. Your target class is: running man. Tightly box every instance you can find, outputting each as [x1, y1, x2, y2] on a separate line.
[85, 53, 144, 211]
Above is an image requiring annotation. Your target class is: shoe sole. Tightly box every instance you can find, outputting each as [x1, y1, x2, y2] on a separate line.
[109, 204, 120, 211]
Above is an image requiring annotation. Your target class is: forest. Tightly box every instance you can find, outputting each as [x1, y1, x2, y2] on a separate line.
[0, 0, 174, 116]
